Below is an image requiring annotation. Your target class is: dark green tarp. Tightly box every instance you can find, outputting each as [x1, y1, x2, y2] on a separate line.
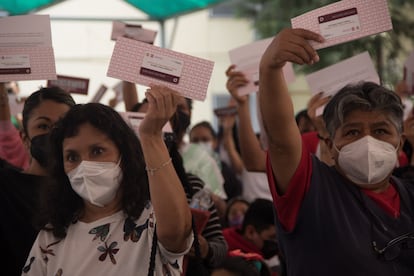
[0, 0, 227, 20]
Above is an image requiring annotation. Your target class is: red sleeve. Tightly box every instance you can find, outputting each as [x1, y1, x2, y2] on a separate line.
[397, 151, 409, 167]
[266, 141, 313, 232]
[301, 131, 319, 154]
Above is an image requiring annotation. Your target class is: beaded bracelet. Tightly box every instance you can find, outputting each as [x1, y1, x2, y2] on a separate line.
[145, 158, 172, 176]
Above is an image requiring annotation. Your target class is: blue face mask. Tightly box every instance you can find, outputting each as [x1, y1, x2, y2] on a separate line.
[228, 215, 244, 228]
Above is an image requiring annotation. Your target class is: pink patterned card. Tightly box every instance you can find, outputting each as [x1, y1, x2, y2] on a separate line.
[47, 74, 89, 95]
[89, 84, 108, 103]
[0, 15, 56, 81]
[107, 37, 214, 101]
[291, 0, 392, 49]
[229, 37, 295, 95]
[111, 21, 157, 44]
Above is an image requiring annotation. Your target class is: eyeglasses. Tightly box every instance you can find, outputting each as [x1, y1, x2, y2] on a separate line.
[372, 231, 414, 261]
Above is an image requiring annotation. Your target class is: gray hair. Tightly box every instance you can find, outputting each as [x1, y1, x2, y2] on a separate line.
[322, 81, 404, 138]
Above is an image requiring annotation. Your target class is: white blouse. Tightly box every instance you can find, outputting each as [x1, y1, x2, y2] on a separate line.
[22, 202, 193, 276]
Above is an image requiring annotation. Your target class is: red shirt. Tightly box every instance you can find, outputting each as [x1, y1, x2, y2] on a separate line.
[266, 141, 401, 232]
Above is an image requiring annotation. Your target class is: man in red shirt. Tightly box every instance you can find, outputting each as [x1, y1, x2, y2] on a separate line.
[259, 28, 414, 276]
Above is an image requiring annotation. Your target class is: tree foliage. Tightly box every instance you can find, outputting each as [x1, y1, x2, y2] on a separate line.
[234, 0, 414, 87]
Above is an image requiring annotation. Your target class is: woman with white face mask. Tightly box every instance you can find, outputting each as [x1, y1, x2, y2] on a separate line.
[189, 121, 243, 201]
[22, 85, 193, 276]
[259, 28, 414, 276]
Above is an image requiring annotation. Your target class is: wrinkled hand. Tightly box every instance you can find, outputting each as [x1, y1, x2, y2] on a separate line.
[307, 92, 330, 137]
[225, 65, 249, 105]
[260, 28, 323, 70]
[138, 85, 181, 137]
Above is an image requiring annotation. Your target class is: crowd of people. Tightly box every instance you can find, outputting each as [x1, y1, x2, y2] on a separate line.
[1, 25, 414, 276]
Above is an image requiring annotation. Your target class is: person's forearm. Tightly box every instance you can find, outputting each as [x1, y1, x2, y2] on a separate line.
[222, 132, 244, 174]
[259, 67, 302, 194]
[140, 134, 192, 252]
[237, 101, 266, 171]
[122, 81, 138, 111]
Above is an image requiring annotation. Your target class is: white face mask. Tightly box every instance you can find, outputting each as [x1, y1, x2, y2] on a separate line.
[67, 160, 123, 207]
[335, 136, 398, 185]
[198, 141, 214, 153]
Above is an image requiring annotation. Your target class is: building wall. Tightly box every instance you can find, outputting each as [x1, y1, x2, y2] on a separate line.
[16, 0, 311, 132]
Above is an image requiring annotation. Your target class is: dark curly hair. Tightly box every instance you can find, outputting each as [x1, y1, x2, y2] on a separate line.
[38, 103, 150, 238]
[323, 81, 403, 139]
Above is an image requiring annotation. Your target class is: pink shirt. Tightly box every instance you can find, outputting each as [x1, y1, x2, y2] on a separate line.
[0, 120, 29, 170]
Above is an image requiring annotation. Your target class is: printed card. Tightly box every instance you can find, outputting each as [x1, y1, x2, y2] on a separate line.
[107, 37, 214, 101]
[112, 81, 124, 102]
[89, 84, 108, 103]
[229, 37, 295, 95]
[119, 111, 173, 136]
[291, 0, 392, 49]
[306, 51, 379, 116]
[111, 21, 157, 44]
[213, 106, 238, 117]
[47, 75, 90, 95]
[0, 14, 56, 81]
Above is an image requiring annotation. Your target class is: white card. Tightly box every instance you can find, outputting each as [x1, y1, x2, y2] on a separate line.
[228, 37, 295, 96]
[291, 0, 392, 50]
[119, 111, 172, 136]
[305, 51, 379, 116]
[0, 14, 56, 81]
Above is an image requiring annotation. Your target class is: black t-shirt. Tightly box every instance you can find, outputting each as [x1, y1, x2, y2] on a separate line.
[0, 168, 46, 276]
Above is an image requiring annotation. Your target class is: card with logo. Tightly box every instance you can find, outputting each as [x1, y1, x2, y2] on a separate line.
[89, 84, 108, 103]
[0, 14, 56, 81]
[306, 51, 379, 116]
[47, 75, 90, 95]
[229, 37, 295, 95]
[291, 0, 392, 49]
[213, 106, 238, 117]
[111, 21, 157, 44]
[107, 37, 214, 101]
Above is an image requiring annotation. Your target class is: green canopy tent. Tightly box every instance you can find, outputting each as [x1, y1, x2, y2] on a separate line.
[0, 0, 228, 47]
